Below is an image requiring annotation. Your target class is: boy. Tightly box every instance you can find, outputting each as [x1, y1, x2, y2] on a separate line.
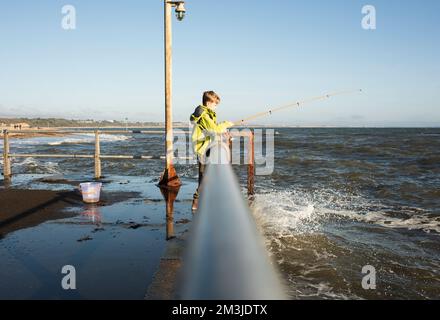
[190, 91, 234, 211]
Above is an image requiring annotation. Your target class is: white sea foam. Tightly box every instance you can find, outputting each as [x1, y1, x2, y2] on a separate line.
[334, 210, 440, 234]
[251, 188, 440, 236]
[48, 133, 129, 145]
[296, 282, 358, 300]
[1, 133, 129, 147]
[12, 157, 61, 174]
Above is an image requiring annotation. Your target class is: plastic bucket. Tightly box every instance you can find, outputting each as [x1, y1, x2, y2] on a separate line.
[79, 182, 102, 203]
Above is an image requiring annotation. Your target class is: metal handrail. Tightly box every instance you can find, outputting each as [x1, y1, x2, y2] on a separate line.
[7, 154, 192, 160]
[2, 130, 177, 135]
[2, 129, 256, 195]
[179, 140, 286, 300]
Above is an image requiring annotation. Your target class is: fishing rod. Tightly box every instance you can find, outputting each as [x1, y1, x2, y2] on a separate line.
[234, 89, 363, 125]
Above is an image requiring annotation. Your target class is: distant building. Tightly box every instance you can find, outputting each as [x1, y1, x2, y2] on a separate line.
[17, 122, 30, 128]
[0, 122, 30, 130]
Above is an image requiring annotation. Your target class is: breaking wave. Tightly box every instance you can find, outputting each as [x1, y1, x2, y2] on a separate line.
[3, 134, 130, 147]
[12, 157, 61, 174]
[47, 134, 130, 145]
[251, 188, 440, 236]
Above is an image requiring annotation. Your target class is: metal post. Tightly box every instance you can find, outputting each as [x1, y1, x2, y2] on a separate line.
[247, 131, 255, 196]
[2, 130, 11, 178]
[94, 130, 101, 179]
[159, 0, 181, 188]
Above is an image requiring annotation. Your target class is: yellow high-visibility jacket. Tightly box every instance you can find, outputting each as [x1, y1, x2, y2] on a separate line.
[190, 105, 233, 156]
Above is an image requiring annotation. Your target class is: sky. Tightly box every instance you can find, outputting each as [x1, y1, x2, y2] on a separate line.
[0, 0, 439, 126]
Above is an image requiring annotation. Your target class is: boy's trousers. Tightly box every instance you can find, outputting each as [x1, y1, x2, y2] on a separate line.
[193, 149, 210, 200]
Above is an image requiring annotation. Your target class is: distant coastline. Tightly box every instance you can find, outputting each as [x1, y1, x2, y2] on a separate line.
[0, 117, 175, 129]
[0, 117, 186, 139]
[1, 117, 439, 140]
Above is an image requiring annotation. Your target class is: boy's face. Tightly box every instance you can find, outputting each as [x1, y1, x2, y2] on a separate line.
[206, 101, 219, 110]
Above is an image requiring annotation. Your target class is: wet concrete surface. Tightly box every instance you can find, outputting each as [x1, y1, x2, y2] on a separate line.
[0, 174, 195, 299]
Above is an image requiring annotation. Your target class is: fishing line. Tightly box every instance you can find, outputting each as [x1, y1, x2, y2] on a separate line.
[234, 89, 363, 125]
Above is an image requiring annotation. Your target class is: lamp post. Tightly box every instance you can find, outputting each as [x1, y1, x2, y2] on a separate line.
[159, 0, 185, 188]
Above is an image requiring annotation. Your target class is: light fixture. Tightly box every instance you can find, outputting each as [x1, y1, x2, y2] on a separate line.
[175, 2, 186, 21]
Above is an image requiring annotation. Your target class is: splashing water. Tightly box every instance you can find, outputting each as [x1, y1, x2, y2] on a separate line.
[12, 157, 61, 174]
[251, 188, 440, 237]
[251, 190, 320, 235]
[250, 186, 440, 299]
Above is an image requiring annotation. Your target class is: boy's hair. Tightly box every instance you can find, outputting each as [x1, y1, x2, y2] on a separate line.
[202, 91, 221, 105]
